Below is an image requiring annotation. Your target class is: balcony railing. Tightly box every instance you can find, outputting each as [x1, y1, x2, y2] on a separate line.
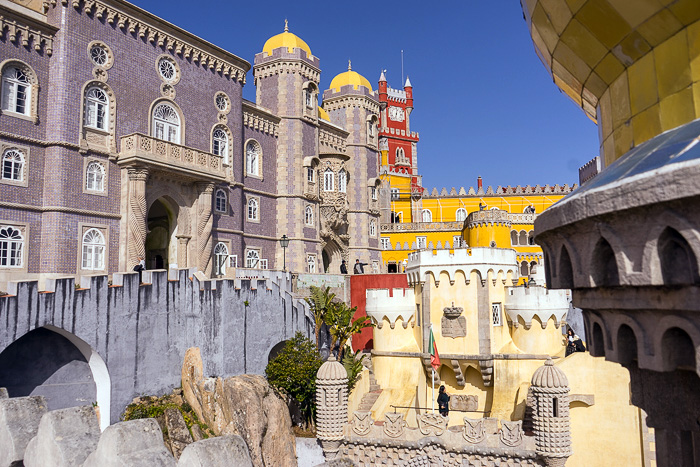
[381, 221, 463, 232]
[118, 133, 226, 181]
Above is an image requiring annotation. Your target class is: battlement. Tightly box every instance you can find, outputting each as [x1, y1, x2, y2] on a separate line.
[386, 86, 406, 102]
[406, 248, 519, 287]
[578, 156, 602, 185]
[365, 288, 416, 329]
[504, 285, 569, 329]
[379, 127, 419, 139]
[423, 184, 577, 198]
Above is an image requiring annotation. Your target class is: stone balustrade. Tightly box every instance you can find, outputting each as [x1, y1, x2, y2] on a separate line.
[118, 133, 226, 181]
[380, 221, 463, 233]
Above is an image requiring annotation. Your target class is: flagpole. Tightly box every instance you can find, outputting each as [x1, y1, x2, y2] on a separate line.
[431, 367, 435, 413]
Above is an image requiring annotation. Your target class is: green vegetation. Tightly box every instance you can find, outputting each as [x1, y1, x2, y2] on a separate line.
[122, 393, 213, 440]
[342, 346, 366, 393]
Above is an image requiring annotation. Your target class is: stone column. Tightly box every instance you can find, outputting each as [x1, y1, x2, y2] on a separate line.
[316, 355, 348, 460]
[195, 182, 214, 275]
[126, 167, 149, 268]
[176, 236, 190, 268]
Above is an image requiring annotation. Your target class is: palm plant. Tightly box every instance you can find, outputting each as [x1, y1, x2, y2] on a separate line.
[305, 286, 336, 348]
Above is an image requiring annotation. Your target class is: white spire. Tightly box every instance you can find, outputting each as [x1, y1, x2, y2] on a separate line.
[404, 75, 412, 87]
[379, 69, 386, 82]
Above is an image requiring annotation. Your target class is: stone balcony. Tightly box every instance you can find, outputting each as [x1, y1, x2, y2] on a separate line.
[118, 133, 227, 182]
[380, 221, 463, 232]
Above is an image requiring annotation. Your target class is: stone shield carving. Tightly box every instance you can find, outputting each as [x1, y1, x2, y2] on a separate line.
[441, 316, 466, 338]
[352, 411, 372, 436]
[463, 417, 486, 444]
[451, 395, 478, 412]
[418, 413, 447, 437]
[499, 420, 523, 447]
[383, 412, 406, 438]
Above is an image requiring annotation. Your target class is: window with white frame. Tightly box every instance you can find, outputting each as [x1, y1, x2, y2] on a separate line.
[307, 167, 314, 183]
[338, 169, 347, 193]
[247, 197, 259, 221]
[81, 228, 105, 270]
[214, 188, 227, 213]
[86, 161, 105, 192]
[1, 67, 31, 115]
[305, 89, 313, 108]
[391, 188, 399, 200]
[152, 102, 180, 144]
[369, 219, 376, 237]
[245, 249, 260, 268]
[307, 254, 316, 273]
[323, 168, 334, 192]
[305, 206, 313, 225]
[246, 140, 261, 176]
[453, 235, 463, 248]
[371, 186, 377, 200]
[229, 254, 238, 268]
[259, 259, 268, 269]
[421, 209, 432, 222]
[214, 242, 228, 275]
[84, 87, 108, 130]
[492, 303, 502, 326]
[381, 237, 390, 250]
[212, 127, 228, 162]
[0, 226, 23, 267]
[2, 148, 24, 182]
[416, 236, 427, 249]
[456, 208, 467, 222]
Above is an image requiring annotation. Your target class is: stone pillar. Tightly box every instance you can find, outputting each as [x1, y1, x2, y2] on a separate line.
[176, 236, 190, 268]
[531, 358, 572, 467]
[195, 182, 214, 275]
[126, 167, 149, 268]
[315, 355, 348, 460]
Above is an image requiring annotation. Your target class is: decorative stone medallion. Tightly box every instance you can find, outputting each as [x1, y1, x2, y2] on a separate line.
[499, 420, 523, 447]
[352, 411, 372, 436]
[463, 417, 486, 444]
[418, 413, 447, 437]
[383, 412, 406, 438]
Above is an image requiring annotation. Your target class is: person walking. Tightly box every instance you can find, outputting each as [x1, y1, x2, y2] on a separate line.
[353, 259, 367, 274]
[340, 260, 348, 274]
[437, 385, 450, 417]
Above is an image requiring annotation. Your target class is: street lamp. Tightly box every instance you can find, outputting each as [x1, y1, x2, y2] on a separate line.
[279, 235, 289, 272]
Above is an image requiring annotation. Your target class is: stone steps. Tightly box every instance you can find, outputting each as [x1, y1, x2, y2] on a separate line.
[357, 362, 382, 412]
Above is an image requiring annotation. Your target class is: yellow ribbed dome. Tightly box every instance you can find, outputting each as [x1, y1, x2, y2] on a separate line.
[318, 106, 330, 122]
[328, 60, 372, 93]
[262, 20, 312, 56]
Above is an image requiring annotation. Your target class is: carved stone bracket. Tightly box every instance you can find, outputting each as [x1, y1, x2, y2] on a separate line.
[451, 360, 465, 387]
[478, 359, 494, 387]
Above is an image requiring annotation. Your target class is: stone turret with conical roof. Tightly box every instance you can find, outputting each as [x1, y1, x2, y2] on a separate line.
[530, 358, 572, 467]
[315, 355, 348, 460]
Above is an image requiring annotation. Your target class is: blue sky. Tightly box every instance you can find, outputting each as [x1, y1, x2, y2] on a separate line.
[135, 0, 598, 190]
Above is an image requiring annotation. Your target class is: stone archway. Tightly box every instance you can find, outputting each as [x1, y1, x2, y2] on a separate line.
[322, 240, 344, 274]
[146, 197, 179, 269]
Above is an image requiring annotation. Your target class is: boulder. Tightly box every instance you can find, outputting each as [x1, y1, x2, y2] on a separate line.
[314, 460, 357, 467]
[177, 435, 253, 467]
[182, 347, 297, 467]
[24, 405, 100, 467]
[164, 408, 193, 459]
[0, 389, 7, 399]
[0, 395, 48, 467]
[82, 418, 176, 467]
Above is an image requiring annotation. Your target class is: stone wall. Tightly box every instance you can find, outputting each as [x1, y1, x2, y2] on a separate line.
[0, 268, 313, 426]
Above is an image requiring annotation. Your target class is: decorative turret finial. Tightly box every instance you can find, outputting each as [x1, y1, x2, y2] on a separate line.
[348, 60, 352, 71]
[284, 19, 288, 32]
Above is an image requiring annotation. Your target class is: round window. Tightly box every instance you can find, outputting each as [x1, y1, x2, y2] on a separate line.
[158, 57, 176, 82]
[215, 94, 229, 112]
[90, 44, 108, 66]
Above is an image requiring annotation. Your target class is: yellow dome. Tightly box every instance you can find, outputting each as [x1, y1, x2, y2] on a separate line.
[318, 106, 330, 122]
[262, 20, 312, 56]
[329, 61, 372, 93]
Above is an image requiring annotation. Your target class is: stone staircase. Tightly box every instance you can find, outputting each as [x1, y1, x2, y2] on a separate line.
[357, 367, 382, 412]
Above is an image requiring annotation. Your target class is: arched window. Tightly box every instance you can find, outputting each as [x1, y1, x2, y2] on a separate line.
[519, 230, 527, 246]
[520, 260, 529, 277]
[152, 102, 180, 144]
[81, 228, 105, 270]
[212, 127, 229, 163]
[391, 188, 400, 200]
[2, 148, 24, 181]
[214, 242, 228, 275]
[84, 87, 108, 130]
[214, 188, 227, 213]
[247, 198, 258, 220]
[338, 169, 347, 193]
[246, 140, 261, 176]
[455, 208, 467, 222]
[305, 206, 313, 225]
[307, 254, 316, 273]
[528, 230, 536, 245]
[370, 219, 376, 237]
[511, 230, 518, 245]
[0, 226, 23, 267]
[1, 67, 31, 115]
[324, 168, 334, 192]
[421, 209, 432, 222]
[246, 249, 260, 268]
[86, 161, 105, 192]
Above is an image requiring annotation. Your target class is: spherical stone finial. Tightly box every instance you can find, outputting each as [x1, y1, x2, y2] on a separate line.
[531, 357, 569, 388]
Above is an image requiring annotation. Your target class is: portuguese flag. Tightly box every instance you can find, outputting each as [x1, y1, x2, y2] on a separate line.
[429, 325, 440, 371]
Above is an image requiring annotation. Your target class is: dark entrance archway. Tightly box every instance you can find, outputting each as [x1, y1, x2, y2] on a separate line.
[145, 198, 178, 269]
[322, 240, 343, 274]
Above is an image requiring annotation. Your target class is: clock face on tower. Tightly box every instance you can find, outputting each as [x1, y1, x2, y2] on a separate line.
[388, 106, 405, 122]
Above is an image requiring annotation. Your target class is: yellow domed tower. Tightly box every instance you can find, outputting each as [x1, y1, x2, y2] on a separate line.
[462, 209, 512, 248]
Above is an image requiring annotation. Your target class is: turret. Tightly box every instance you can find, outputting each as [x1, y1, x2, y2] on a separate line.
[404, 76, 413, 116]
[315, 356, 348, 460]
[378, 70, 388, 108]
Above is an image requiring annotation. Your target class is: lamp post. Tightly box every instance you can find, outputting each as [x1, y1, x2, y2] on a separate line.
[279, 235, 289, 272]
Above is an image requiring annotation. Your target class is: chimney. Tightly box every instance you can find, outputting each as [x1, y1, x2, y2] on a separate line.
[477, 176, 483, 190]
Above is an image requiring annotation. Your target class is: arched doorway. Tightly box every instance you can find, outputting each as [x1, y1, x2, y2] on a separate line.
[0, 326, 111, 430]
[322, 240, 343, 274]
[145, 198, 178, 269]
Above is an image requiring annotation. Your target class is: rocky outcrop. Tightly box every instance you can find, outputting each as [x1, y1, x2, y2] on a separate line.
[24, 406, 100, 467]
[182, 347, 297, 467]
[177, 435, 253, 467]
[82, 418, 176, 467]
[0, 395, 47, 466]
[164, 408, 193, 459]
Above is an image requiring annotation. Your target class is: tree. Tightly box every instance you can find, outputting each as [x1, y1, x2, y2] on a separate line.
[265, 332, 323, 427]
[305, 286, 336, 348]
[325, 301, 374, 362]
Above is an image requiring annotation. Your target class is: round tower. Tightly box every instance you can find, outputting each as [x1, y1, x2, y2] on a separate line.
[315, 355, 348, 460]
[531, 358, 572, 467]
[463, 209, 512, 248]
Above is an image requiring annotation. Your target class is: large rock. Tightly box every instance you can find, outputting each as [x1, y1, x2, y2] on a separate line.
[182, 347, 297, 467]
[82, 418, 176, 467]
[0, 395, 48, 466]
[164, 408, 193, 459]
[177, 435, 253, 466]
[24, 405, 100, 467]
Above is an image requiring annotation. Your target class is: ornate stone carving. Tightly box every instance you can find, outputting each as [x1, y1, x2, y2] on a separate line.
[441, 316, 466, 338]
[463, 417, 486, 444]
[0, 15, 54, 56]
[500, 420, 523, 447]
[383, 412, 406, 438]
[196, 182, 214, 275]
[418, 413, 446, 437]
[315, 356, 348, 460]
[126, 167, 149, 268]
[351, 411, 372, 436]
[451, 395, 477, 412]
[442, 305, 463, 318]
